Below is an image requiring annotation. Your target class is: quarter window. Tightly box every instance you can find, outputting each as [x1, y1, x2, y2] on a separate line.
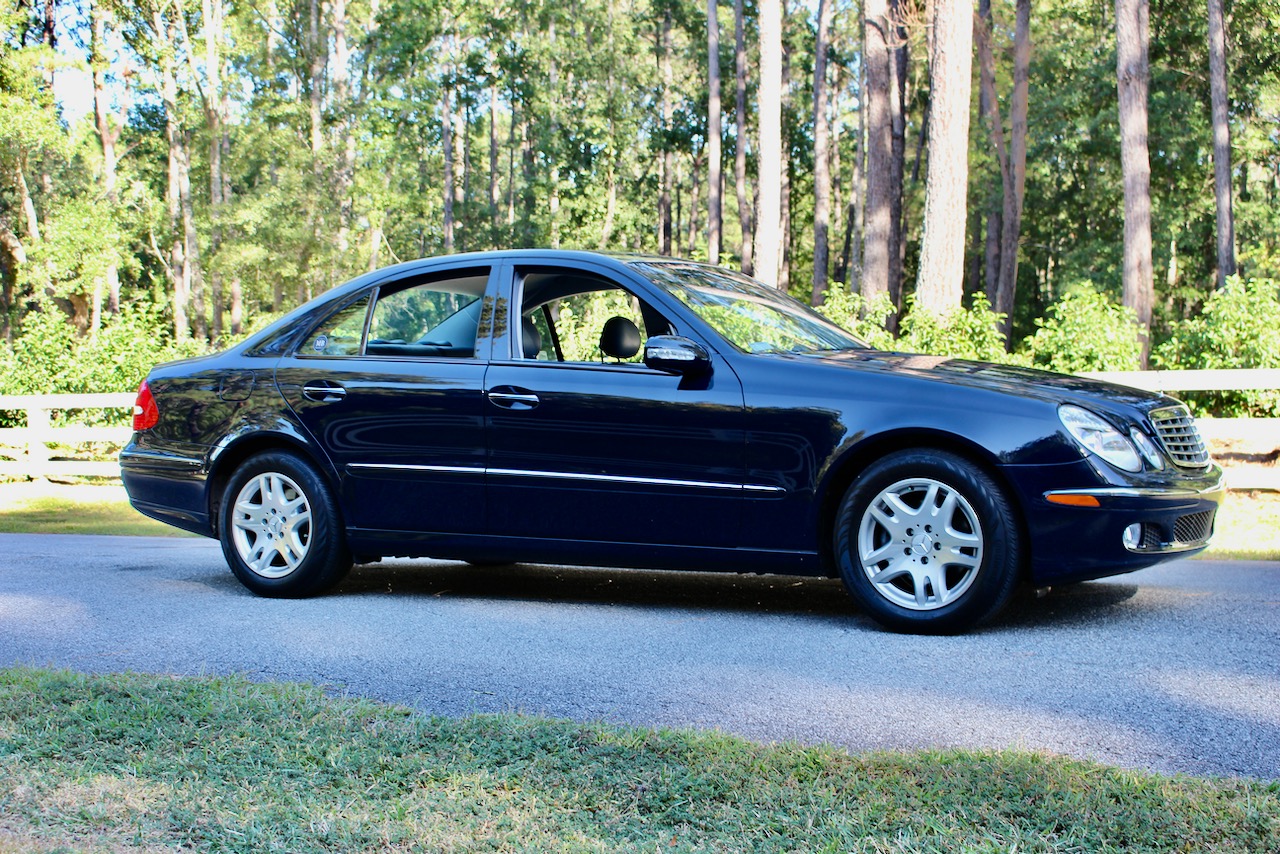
[300, 296, 371, 357]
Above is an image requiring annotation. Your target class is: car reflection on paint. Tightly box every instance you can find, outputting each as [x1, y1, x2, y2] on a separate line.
[121, 250, 1223, 633]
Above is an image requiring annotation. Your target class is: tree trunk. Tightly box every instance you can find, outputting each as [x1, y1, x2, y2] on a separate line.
[489, 80, 500, 229]
[733, 0, 754, 274]
[862, 0, 893, 306]
[333, 0, 355, 254]
[811, 0, 834, 304]
[1115, 0, 1154, 363]
[887, 1, 907, 321]
[707, 0, 723, 264]
[91, 0, 124, 322]
[755, 0, 783, 286]
[1207, 0, 1236, 288]
[996, 0, 1030, 342]
[443, 86, 456, 253]
[308, 0, 324, 161]
[914, 0, 974, 315]
[157, 9, 188, 340]
[659, 8, 674, 256]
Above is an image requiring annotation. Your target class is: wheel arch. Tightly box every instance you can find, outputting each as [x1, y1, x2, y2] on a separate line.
[206, 430, 338, 532]
[814, 429, 1031, 580]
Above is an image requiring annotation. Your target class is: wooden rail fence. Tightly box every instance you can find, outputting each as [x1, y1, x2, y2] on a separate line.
[0, 370, 1276, 487]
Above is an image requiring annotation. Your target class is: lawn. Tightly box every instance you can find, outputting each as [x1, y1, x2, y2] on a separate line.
[0, 668, 1276, 853]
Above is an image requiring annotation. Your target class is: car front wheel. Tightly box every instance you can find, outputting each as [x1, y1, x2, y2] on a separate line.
[218, 451, 352, 597]
[833, 449, 1022, 633]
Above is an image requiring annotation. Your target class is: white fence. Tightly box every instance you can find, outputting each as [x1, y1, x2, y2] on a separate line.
[0, 393, 134, 478]
[0, 371, 1276, 487]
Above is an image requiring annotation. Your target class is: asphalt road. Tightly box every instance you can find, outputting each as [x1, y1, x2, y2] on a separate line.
[1, 533, 1277, 780]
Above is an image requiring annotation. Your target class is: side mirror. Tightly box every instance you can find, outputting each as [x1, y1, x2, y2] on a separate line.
[644, 335, 712, 376]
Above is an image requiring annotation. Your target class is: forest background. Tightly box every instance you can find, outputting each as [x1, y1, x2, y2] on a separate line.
[1, 0, 1279, 415]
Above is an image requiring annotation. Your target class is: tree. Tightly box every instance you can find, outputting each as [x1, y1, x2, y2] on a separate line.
[732, 0, 753, 274]
[974, 0, 1029, 345]
[914, 0, 974, 315]
[755, 0, 783, 286]
[1207, 0, 1236, 288]
[1115, 0, 1155, 362]
[706, 0, 723, 264]
[810, 0, 834, 304]
[861, 0, 894, 307]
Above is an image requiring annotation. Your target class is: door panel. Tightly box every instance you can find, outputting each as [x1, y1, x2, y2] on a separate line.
[483, 360, 746, 547]
[278, 359, 488, 534]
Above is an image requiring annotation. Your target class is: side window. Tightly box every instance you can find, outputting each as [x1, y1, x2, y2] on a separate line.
[366, 271, 489, 359]
[519, 270, 672, 364]
[301, 296, 370, 357]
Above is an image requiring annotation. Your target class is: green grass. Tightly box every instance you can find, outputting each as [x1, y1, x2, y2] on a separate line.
[0, 482, 199, 537]
[0, 668, 1275, 853]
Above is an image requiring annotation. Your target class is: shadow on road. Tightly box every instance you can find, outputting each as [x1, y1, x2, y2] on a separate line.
[330, 559, 1144, 631]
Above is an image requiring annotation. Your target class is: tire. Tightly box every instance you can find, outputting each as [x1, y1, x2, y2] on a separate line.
[833, 449, 1022, 634]
[218, 451, 352, 597]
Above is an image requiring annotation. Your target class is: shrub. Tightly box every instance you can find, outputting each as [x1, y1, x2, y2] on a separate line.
[0, 303, 208, 427]
[1019, 287, 1144, 374]
[1153, 277, 1280, 416]
[897, 292, 1016, 363]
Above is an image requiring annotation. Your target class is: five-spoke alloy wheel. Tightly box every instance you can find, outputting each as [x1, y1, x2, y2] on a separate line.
[835, 449, 1021, 633]
[218, 451, 351, 597]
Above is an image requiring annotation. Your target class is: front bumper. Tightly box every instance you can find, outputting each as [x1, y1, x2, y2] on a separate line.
[1008, 461, 1224, 585]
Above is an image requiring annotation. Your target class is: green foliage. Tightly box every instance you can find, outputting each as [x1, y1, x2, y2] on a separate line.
[897, 292, 1016, 363]
[814, 289, 897, 350]
[820, 289, 1019, 363]
[0, 303, 205, 398]
[1153, 277, 1280, 416]
[1020, 287, 1145, 373]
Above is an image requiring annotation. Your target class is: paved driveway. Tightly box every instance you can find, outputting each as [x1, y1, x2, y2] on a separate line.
[1, 533, 1276, 779]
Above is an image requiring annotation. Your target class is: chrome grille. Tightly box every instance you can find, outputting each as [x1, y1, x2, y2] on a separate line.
[1173, 510, 1214, 545]
[1148, 406, 1210, 468]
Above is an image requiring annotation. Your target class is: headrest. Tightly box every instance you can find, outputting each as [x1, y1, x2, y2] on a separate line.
[522, 321, 542, 359]
[600, 316, 641, 360]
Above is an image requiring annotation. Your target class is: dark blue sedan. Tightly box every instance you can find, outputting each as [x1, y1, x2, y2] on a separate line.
[121, 250, 1223, 632]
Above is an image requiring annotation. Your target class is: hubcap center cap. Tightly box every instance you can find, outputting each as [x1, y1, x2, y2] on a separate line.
[911, 533, 934, 556]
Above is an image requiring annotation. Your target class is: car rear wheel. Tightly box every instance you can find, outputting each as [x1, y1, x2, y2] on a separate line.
[219, 451, 352, 597]
[833, 449, 1021, 633]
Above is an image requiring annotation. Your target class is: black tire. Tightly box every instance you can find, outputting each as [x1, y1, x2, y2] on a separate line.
[833, 449, 1022, 634]
[218, 451, 352, 597]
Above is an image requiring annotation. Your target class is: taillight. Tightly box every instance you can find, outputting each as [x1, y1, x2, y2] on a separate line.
[133, 380, 159, 431]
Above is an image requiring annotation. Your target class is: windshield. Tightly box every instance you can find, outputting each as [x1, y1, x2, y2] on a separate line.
[633, 261, 867, 354]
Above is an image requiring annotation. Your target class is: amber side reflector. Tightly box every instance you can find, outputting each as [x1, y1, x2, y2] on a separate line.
[1046, 493, 1102, 508]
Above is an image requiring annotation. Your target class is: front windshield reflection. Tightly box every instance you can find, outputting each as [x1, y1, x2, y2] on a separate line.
[633, 261, 867, 354]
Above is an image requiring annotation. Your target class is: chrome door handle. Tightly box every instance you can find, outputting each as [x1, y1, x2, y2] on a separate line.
[487, 388, 540, 410]
[302, 382, 347, 403]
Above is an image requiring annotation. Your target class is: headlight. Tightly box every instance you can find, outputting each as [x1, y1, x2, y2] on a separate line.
[1129, 427, 1165, 470]
[1058, 405, 1142, 472]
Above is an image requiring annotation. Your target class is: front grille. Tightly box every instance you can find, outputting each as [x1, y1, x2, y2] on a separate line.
[1148, 406, 1210, 469]
[1173, 509, 1215, 545]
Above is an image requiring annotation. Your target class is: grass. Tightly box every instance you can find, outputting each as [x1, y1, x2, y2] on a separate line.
[0, 481, 198, 537]
[2, 481, 1276, 559]
[0, 667, 1276, 853]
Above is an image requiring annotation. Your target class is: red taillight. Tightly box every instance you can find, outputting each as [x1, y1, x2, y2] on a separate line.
[132, 380, 159, 431]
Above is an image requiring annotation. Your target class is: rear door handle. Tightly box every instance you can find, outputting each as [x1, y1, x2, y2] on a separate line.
[302, 381, 348, 403]
[487, 386, 540, 410]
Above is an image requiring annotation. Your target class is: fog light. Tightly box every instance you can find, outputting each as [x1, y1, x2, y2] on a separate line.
[1123, 523, 1143, 550]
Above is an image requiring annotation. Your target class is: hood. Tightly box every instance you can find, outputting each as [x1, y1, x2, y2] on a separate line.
[777, 349, 1176, 416]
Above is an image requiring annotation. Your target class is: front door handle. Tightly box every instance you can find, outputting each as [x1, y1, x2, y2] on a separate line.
[302, 381, 348, 403]
[487, 386, 540, 410]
